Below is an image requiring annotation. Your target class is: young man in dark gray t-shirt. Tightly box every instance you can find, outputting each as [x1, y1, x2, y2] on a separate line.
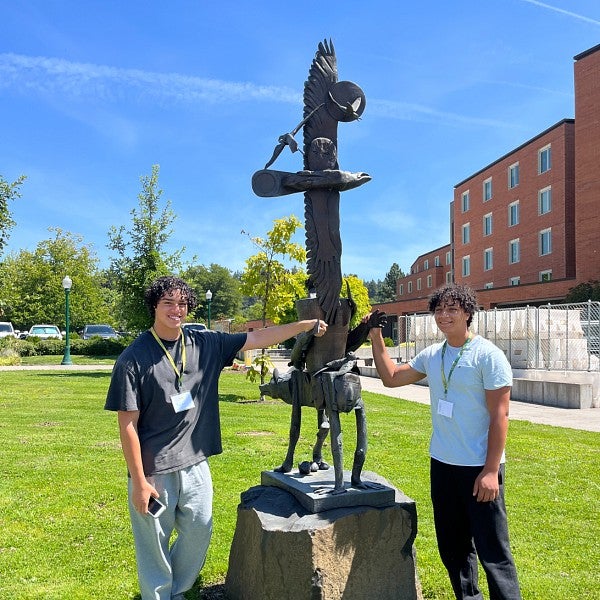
[105, 276, 327, 600]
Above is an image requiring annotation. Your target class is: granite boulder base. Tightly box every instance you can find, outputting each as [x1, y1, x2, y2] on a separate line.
[225, 471, 421, 600]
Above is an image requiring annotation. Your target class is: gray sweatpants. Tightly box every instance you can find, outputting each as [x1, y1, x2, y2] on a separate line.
[128, 460, 213, 600]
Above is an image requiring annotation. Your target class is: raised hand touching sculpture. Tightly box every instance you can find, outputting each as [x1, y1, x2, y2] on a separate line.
[252, 39, 377, 496]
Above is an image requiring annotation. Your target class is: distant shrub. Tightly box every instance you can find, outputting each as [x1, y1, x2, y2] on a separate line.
[0, 348, 21, 365]
[383, 337, 395, 347]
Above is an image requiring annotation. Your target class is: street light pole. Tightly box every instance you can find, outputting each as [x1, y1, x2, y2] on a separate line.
[61, 275, 73, 365]
[206, 289, 213, 330]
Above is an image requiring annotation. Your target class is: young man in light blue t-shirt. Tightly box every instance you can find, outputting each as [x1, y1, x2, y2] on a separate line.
[369, 284, 521, 600]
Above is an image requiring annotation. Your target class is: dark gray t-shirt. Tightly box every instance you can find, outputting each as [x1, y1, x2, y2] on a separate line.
[105, 329, 247, 476]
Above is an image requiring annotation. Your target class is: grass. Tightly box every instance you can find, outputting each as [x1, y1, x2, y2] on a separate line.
[0, 366, 598, 599]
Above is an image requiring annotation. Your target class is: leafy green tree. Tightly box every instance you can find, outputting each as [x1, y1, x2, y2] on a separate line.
[564, 280, 600, 303]
[181, 263, 243, 324]
[342, 274, 372, 330]
[0, 228, 111, 331]
[240, 216, 306, 327]
[0, 174, 26, 256]
[240, 216, 306, 388]
[107, 165, 183, 332]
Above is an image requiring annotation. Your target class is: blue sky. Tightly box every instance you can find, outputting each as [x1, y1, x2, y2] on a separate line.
[1, 1, 599, 282]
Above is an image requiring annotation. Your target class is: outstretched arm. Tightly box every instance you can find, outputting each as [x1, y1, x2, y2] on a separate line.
[242, 319, 327, 351]
[369, 322, 424, 387]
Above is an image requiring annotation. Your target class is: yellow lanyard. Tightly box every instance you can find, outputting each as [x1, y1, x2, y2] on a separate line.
[150, 327, 186, 385]
[440, 336, 471, 396]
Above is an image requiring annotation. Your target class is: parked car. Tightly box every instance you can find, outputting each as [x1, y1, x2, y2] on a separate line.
[182, 322, 207, 333]
[26, 324, 63, 340]
[0, 321, 17, 338]
[82, 324, 120, 340]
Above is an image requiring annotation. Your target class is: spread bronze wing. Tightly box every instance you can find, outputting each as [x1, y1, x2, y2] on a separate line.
[303, 39, 342, 323]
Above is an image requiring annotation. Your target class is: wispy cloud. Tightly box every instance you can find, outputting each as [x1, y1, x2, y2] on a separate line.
[0, 52, 510, 129]
[0, 53, 301, 105]
[520, 0, 600, 26]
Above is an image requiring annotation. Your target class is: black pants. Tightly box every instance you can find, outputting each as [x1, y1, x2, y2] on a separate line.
[430, 458, 522, 600]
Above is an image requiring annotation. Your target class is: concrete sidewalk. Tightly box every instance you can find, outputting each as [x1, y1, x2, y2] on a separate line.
[358, 371, 600, 433]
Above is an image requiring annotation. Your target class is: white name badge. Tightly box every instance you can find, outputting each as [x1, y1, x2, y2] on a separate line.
[170, 390, 195, 413]
[437, 398, 454, 419]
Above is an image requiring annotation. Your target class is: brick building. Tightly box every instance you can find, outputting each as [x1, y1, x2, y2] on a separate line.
[375, 43, 600, 329]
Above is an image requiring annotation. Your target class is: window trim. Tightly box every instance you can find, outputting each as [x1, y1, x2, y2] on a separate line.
[538, 186, 552, 215]
[462, 255, 471, 277]
[538, 144, 551, 174]
[483, 177, 493, 202]
[483, 212, 493, 237]
[484, 247, 494, 271]
[462, 222, 470, 245]
[461, 190, 470, 212]
[509, 238, 520, 264]
[508, 162, 519, 189]
[539, 228, 552, 256]
[508, 200, 520, 227]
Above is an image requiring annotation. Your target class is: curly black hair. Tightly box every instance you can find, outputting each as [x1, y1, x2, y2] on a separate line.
[428, 283, 478, 327]
[144, 276, 198, 319]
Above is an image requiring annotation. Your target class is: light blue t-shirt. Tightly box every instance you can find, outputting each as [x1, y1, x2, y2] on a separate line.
[410, 335, 512, 466]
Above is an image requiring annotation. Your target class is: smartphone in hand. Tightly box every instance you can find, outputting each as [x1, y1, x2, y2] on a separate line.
[147, 496, 166, 518]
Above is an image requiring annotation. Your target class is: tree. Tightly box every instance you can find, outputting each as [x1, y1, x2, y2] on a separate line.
[181, 263, 243, 324]
[342, 274, 372, 330]
[107, 165, 183, 332]
[0, 228, 111, 331]
[565, 280, 600, 303]
[240, 216, 307, 327]
[239, 216, 306, 388]
[379, 262, 404, 302]
[0, 174, 26, 256]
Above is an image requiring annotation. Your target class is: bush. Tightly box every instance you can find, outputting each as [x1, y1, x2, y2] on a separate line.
[0, 348, 21, 365]
[0, 334, 134, 357]
[383, 337, 395, 347]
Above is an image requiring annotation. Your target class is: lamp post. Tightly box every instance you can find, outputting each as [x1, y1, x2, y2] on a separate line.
[61, 275, 73, 365]
[206, 289, 213, 330]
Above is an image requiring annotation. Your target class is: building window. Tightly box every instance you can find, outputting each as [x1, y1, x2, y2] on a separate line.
[509, 239, 520, 264]
[483, 178, 493, 202]
[484, 282, 493, 289]
[398, 283, 403, 296]
[540, 270, 552, 282]
[434, 255, 440, 267]
[446, 271, 452, 283]
[539, 228, 552, 256]
[408, 281, 413, 293]
[462, 223, 470, 244]
[510, 276, 520, 286]
[446, 251, 451, 265]
[427, 274, 432, 288]
[461, 191, 470, 212]
[483, 213, 493, 237]
[539, 145, 551, 174]
[508, 201, 520, 227]
[508, 162, 519, 189]
[424, 259, 429, 270]
[484, 248, 493, 271]
[539, 186, 552, 215]
[462, 255, 471, 277]
[417, 278, 422, 291]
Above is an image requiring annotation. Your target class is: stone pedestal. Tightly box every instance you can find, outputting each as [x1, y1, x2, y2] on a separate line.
[225, 471, 421, 600]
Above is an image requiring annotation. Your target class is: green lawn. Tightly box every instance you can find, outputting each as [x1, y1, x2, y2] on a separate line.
[0, 367, 598, 599]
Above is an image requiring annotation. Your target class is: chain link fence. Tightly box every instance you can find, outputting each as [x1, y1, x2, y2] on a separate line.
[394, 300, 600, 372]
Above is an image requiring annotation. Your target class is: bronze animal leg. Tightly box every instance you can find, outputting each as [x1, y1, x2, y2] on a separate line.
[311, 409, 330, 471]
[351, 403, 367, 487]
[274, 390, 301, 473]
